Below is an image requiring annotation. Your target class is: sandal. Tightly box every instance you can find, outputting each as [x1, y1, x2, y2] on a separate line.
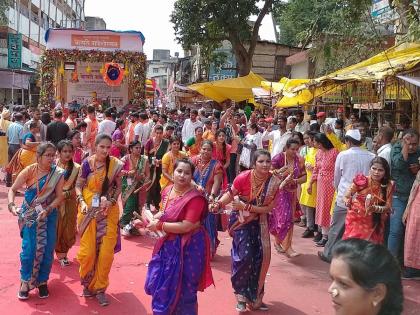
[81, 287, 94, 297]
[285, 249, 301, 258]
[96, 292, 109, 306]
[18, 281, 29, 300]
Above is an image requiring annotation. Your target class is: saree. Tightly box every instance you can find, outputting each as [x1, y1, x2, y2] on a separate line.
[405, 171, 420, 269]
[343, 178, 393, 244]
[76, 156, 123, 293]
[146, 138, 169, 210]
[120, 154, 148, 226]
[6, 134, 37, 182]
[145, 188, 214, 315]
[228, 170, 279, 307]
[55, 163, 81, 258]
[269, 153, 303, 245]
[192, 157, 223, 257]
[19, 164, 64, 289]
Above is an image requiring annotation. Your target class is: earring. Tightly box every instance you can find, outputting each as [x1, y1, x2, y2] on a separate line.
[331, 288, 339, 298]
[372, 301, 378, 307]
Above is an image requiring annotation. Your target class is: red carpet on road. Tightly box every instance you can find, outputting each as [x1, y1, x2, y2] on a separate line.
[0, 185, 419, 315]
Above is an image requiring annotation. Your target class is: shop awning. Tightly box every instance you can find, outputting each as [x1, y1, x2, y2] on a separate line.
[313, 42, 420, 83]
[188, 72, 265, 103]
[397, 75, 420, 87]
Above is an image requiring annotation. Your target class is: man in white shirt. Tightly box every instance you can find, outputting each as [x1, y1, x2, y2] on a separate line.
[319, 129, 375, 262]
[135, 111, 154, 146]
[294, 110, 310, 134]
[23, 108, 47, 141]
[376, 126, 394, 166]
[262, 116, 291, 157]
[181, 109, 203, 143]
[65, 108, 78, 130]
[98, 109, 116, 137]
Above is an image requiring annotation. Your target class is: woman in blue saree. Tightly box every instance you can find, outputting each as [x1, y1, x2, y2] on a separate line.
[145, 158, 214, 315]
[191, 140, 223, 258]
[8, 142, 65, 300]
[211, 149, 282, 312]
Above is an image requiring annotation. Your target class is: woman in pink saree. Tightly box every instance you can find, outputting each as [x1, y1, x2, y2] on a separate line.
[145, 158, 214, 314]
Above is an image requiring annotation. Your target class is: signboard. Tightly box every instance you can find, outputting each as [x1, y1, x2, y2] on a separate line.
[208, 48, 237, 81]
[348, 83, 379, 104]
[46, 29, 144, 52]
[71, 34, 121, 49]
[8, 33, 22, 69]
[66, 62, 128, 107]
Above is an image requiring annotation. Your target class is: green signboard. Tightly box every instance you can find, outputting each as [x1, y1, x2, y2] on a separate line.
[8, 33, 22, 69]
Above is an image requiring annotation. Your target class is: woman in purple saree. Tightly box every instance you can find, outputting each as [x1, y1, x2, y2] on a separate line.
[145, 158, 214, 315]
[211, 150, 282, 312]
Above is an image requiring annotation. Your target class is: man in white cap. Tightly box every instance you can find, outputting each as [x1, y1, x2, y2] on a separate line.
[319, 128, 375, 262]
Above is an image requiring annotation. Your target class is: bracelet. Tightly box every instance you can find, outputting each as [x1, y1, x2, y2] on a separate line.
[8, 202, 15, 212]
[109, 197, 117, 206]
[77, 194, 84, 202]
[162, 222, 166, 232]
[156, 221, 164, 231]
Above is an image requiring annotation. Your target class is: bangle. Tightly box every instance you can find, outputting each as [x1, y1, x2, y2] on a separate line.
[77, 195, 84, 202]
[162, 222, 166, 232]
[109, 197, 117, 206]
[156, 221, 164, 231]
[8, 202, 15, 212]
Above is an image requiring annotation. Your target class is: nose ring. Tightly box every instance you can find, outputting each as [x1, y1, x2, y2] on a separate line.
[331, 288, 339, 298]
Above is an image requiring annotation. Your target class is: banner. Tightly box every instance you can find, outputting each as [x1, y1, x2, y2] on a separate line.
[8, 33, 22, 69]
[66, 62, 128, 107]
[71, 34, 120, 49]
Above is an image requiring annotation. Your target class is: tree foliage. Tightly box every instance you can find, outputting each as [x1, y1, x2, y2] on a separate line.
[171, 0, 275, 77]
[274, 0, 384, 76]
[0, 0, 12, 26]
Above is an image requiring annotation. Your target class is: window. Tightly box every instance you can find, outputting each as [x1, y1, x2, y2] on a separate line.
[153, 68, 159, 74]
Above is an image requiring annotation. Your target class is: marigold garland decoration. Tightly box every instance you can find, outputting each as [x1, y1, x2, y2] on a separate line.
[39, 49, 146, 107]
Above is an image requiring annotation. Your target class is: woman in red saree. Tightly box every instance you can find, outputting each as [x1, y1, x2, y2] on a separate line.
[145, 158, 213, 315]
[343, 157, 393, 244]
[211, 150, 282, 312]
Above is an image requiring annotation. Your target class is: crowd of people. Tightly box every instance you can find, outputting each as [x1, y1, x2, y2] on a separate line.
[0, 101, 418, 315]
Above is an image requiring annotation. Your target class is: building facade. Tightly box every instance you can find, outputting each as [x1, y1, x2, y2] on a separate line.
[0, 0, 85, 106]
[85, 16, 106, 30]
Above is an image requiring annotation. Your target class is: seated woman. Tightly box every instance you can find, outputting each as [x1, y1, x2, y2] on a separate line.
[343, 157, 393, 244]
[6, 122, 41, 182]
[145, 158, 213, 314]
[329, 238, 403, 315]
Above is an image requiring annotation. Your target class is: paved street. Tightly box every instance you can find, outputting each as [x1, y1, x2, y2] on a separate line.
[0, 184, 419, 315]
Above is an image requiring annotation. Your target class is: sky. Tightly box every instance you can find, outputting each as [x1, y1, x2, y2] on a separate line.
[84, 0, 276, 59]
[84, 0, 182, 58]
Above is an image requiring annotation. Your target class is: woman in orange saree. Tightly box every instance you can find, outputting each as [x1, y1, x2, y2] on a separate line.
[342, 157, 393, 244]
[76, 134, 123, 306]
[6, 122, 40, 182]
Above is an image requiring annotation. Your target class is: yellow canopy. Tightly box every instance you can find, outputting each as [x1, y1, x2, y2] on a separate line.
[273, 42, 420, 107]
[313, 42, 420, 83]
[188, 72, 265, 103]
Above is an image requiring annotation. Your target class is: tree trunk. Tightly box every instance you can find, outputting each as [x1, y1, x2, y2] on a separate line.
[392, 0, 418, 43]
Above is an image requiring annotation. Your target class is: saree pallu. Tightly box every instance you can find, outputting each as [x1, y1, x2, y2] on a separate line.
[55, 164, 80, 257]
[6, 148, 36, 182]
[145, 190, 213, 315]
[77, 157, 123, 293]
[229, 176, 278, 307]
[19, 165, 64, 289]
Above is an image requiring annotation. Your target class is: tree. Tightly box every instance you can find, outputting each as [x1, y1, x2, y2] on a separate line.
[0, 0, 11, 26]
[274, 0, 384, 76]
[171, 0, 275, 77]
[389, 0, 419, 42]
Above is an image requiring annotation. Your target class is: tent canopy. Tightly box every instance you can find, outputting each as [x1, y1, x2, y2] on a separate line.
[269, 42, 420, 107]
[188, 72, 265, 103]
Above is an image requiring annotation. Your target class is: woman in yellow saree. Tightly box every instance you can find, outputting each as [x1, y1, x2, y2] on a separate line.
[55, 140, 80, 266]
[75, 134, 123, 307]
[6, 122, 40, 182]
